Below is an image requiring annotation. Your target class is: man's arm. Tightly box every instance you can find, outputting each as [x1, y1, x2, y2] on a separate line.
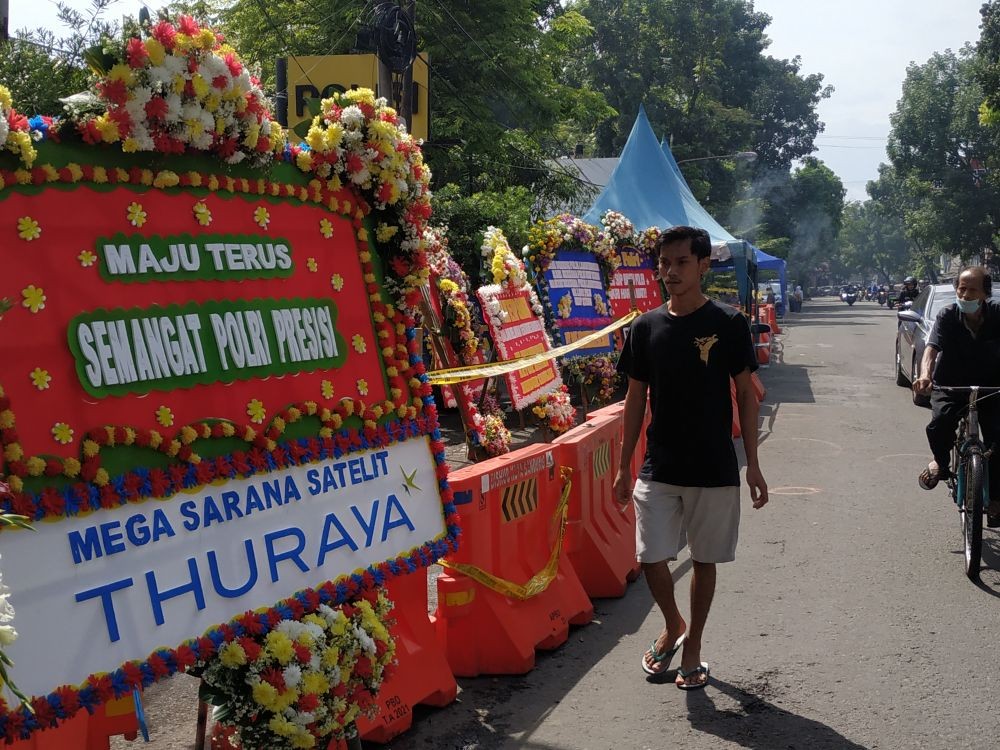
[613, 377, 648, 505]
[912, 344, 939, 395]
[734, 369, 768, 509]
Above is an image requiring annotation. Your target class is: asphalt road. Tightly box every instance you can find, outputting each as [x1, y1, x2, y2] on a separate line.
[114, 297, 1000, 750]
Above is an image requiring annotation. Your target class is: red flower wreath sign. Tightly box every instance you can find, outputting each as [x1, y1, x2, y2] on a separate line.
[0, 144, 458, 727]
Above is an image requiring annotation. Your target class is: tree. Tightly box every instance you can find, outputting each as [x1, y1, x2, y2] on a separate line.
[838, 201, 910, 283]
[0, 0, 119, 115]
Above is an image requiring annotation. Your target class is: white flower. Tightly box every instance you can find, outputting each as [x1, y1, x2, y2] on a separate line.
[0, 593, 15, 624]
[0, 625, 17, 647]
[282, 664, 302, 688]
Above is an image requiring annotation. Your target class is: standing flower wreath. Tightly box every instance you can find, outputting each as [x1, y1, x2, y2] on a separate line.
[197, 590, 395, 750]
[531, 385, 575, 436]
[78, 16, 285, 166]
[563, 354, 620, 406]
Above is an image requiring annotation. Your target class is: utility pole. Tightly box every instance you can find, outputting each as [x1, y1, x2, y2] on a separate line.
[400, 0, 415, 132]
[1, 0, 9, 42]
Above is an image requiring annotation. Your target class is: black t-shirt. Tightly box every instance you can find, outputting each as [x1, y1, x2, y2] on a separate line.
[928, 299, 1000, 387]
[617, 299, 758, 487]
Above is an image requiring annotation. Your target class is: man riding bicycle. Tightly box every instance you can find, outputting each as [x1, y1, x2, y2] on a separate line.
[913, 266, 1000, 528]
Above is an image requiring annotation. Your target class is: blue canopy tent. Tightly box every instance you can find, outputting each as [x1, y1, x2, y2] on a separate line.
[582, 105, 757, 306]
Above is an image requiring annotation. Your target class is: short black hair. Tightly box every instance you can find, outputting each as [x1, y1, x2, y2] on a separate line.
[655, 226, 712, 260]
[955, 266, 992, 296]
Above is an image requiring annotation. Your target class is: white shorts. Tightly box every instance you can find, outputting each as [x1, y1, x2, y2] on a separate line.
[632, 478, 741, 564]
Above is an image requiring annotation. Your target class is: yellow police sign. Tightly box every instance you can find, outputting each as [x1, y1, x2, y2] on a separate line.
[278, 54, 429, 142]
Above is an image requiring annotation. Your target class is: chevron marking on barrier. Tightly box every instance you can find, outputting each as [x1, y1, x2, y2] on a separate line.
[500, 477, 539, 522]
[593, 441, 611, 479]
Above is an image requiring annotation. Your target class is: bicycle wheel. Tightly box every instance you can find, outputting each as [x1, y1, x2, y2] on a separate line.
[963, 451, 985, 579]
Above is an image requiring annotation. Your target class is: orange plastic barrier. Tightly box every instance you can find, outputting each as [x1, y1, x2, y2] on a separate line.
[8, 695, 139, 750]
[434, 444, 593, 676]
[755, 330, 771, 367]
[554, 415, 640, 598]
[751, 372, 766, 402]
[356, 572, 457, 743]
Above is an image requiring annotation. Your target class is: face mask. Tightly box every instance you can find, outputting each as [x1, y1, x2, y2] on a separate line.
[957, 297, 982, 314]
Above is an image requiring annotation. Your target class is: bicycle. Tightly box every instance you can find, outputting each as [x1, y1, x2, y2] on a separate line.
[935, 385, 999, 579]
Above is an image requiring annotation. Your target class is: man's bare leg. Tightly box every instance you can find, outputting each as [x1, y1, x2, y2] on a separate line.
[677, 561, 715, 687]
[641, 561, 687, 673]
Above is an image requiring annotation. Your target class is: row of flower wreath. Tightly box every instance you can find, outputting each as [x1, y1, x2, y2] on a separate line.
[0, 13, 432, 318]
[480, 226, 575, 438]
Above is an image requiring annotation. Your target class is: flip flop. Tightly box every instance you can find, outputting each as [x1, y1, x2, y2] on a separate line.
[641, 633, 686, 678]
[676, 662, 710, 691]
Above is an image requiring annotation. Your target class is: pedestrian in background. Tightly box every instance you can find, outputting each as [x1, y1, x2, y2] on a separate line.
[614, 225, 769, 690]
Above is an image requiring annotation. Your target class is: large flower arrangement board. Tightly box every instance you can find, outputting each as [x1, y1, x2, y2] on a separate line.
[542, 249, 615, 358]
[0, 143, 457, 723]
[608, 245, 663, 317]
[475, 287, 560, 411]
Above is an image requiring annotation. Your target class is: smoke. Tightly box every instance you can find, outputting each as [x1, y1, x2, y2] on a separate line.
[727, 167, 791, 240]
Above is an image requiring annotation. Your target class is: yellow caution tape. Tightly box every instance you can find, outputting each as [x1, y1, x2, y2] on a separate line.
[426, 310, 639, 385]
[439, 472, 573, 601]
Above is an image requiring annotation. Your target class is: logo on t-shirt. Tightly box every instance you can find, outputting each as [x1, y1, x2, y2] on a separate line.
[693, 334, 719, 365]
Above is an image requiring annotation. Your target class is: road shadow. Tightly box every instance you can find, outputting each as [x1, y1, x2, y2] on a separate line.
[683, 677, 870, 750]
[377, 569, 668, 749]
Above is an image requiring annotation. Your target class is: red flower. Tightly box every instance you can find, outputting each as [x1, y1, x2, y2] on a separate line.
[293, 643, 311, 663]
[98, 79, 128, 106]
[145, 96, 168, 121]
[126, 38, 149, 68]
[54, 685, 80, 714]
[177, 15, 200, 35]
[123, 662, 144, 688]
[224, 52, 243, 77]
[239, 637, 262, 661]
[346, 153, 364, 174]
[150, 21, 177, 49]
[260, 667, 285, 690]
[147, 653, 170, 678]
[212, 75, 228, 90]
[174, 644, 197, 669]
[297, 693, 319, 712]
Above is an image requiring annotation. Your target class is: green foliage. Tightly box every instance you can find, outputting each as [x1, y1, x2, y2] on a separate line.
[431, 184, 534, 287]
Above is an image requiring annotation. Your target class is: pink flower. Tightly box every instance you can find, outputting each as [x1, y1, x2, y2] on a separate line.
[150, 20, 177, 49]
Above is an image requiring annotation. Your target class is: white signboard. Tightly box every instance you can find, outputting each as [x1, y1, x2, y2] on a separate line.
[3, 438, 445, 697]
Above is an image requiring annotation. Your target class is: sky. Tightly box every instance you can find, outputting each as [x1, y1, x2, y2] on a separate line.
[754, 0, 986, 201]
[11, 0, 990, 202]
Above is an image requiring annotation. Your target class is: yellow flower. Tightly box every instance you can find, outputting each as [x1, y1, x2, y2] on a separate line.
[30, 367, 51, 390]
[193, 201, 212, 226]
[352, 334, 367, 354]
[17, 216, 40, 241]
[319, 218, 334, 238]
[247, 399, 266, 424]
[156, 406, 174, 427]
[321, 380, 334, 399]
[21, 285, 46, 313]
[52, 422, 74, 445]
[307, 257, 318, 273]
[126, 202, 147, 227]
[253, 207, 270, 228]
[219, 641, 247, 668]
[357, 379, 369, 396]
[376, 223, 398, 242]
[264, 630, 295, 664]
[330, 274, 344, 291]
[78, 249, 97, 267]
[252, 681, 278, 709]
[145, 37, 165, 65]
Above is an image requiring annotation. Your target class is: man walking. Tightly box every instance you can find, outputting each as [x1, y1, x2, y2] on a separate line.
[613, 226, 768, 690]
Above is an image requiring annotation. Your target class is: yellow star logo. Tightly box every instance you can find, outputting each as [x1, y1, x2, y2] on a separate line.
[400, 466, 421, 495]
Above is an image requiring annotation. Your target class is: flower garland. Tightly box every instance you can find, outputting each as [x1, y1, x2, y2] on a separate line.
[78, 16, 285, 167]
[425, 228, 483, 363]
[196, 590, 395, 750]
[525, 214, 619, 279]
[0, 87, 36, 168]
[563, 354, 620, 406]
[530, 385, 575, 435]
[291, 89, 432, 318]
